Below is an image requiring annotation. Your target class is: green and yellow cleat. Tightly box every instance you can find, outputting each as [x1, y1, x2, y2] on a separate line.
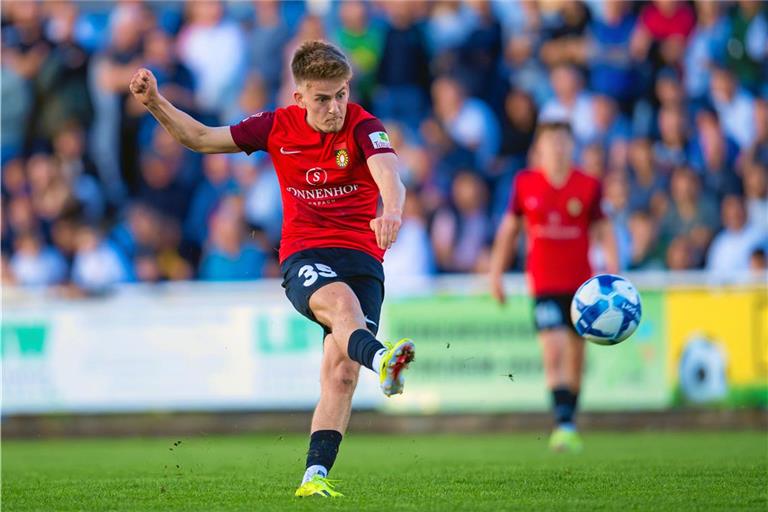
[294, 475, 343, 498]
[379, 338, 415, 397]
[549, 427, 584, 453]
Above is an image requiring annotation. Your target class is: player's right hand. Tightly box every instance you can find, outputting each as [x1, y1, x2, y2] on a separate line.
[129, 68, 158, 106]
[490, 273, 506, 305]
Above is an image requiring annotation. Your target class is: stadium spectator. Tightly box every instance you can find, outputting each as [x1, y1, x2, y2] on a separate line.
[666, 234, 696, 270]
[137, 153, 190, 224]
[589, 94, 630, 171]
[706, 195, 767, 278]
[684, 1, 729, 102]
[743, 162, 768, 232]
[232, 157, 282, 246]
[453, 0, 504, 107]
[276, 13, 326, 107]
[176, 0, 245, 117]
[335, 0, 383, 109]
[224, 73, 270, 128]
[659, 166, 719, 267]
[709, 66, 756, 149]
[6, 196, 40, 244]
[1, 158, 28, 200]
[627, 210, 662, 270]
[10, 231, 67, 287]
[724, 1, 768, 95]
[750, 248, 767, 273]
[580, 142, 608, 180]
[430, 75, 500, 172]
[585, 0, 638, 108]
[540, 64, 596, 145]
[30, 1, 94, 146]
[27, 153, 80, 229]
[184, 153, 237, 247]
[744, 99, 768, 168]
[2, 1, 53, 154]
[627, 138, 668, 216]
[653, 105, 689, 177]
[426, 1, 473, 57]
[374, 1, 431, 130]
[51, 123, 105, 222]
[50, 216, 79, 269]
[688, 109, 742, 202]
[631, 0, 696, 68]
[419, 116, 476, 198]
[599, 172, 633, 271]
[247, 0, 291, 105]
[431, 171, 491, 273]
[71, 224, 131, 292]
[501, 0, 550, 105]
[538, 0, 591, 67]
[109, 203, 164, 267]
[497, 88, 537, 171]
[199, 204, 267, 281]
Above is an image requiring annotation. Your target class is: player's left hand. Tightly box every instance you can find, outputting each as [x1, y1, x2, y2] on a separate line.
[370, 212, 401, 250]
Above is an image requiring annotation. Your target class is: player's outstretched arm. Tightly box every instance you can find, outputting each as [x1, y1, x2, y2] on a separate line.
[489, 213, 521, 305]
[129, 68, 240, 154]
[367, 152, 406, 250]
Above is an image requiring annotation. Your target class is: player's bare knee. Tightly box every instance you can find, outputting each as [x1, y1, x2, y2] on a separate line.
[328, 361, 359, 396]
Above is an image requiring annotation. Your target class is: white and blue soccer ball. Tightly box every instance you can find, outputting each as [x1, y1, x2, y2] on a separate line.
[570, 274, 642, 345]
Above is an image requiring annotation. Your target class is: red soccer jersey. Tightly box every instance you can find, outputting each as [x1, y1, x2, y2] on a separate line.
[230, 103, 395, 263]
[509, 168, 603, 295]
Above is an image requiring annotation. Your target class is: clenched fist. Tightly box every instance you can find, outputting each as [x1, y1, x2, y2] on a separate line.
[129, 68, 159, 105]
[369, 212, 401, 250]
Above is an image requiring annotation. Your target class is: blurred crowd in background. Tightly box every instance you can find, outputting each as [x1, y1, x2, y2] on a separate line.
[2, 0, 767, 294]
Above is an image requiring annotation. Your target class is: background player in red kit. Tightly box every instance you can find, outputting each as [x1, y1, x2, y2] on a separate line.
[129, 41, 414, 497]
[489, 110, 618, 453]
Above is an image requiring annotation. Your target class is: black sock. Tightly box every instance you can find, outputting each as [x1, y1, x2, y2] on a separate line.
[306, 430, 343, 473]
[552, 387, 579, 427]
[347, 329, 385, 371]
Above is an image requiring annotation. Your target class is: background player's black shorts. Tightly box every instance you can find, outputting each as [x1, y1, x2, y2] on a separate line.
[281, 247, 385, 337]
[532, 293, 578, 334]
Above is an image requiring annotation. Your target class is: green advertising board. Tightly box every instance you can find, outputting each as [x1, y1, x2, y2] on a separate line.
[381, 291, 669, 413]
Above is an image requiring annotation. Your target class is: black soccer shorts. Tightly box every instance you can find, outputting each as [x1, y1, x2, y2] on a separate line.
[281, 247, 385, 337]
[532, 293, 579, 334]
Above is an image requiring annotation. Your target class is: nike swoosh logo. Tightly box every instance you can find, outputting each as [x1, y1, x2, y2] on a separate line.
[364, 316, 378, 327]
[280, 147, 301, 155]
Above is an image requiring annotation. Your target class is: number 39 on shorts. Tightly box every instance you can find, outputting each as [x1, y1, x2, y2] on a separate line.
[298, 263, 338, 287]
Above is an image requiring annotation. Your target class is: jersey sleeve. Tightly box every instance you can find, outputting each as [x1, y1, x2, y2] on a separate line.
[229, 111, 275, 155]
[589, 182, 605, 223]
[508, 173, 525, 217]
[354, 118, 396, 159]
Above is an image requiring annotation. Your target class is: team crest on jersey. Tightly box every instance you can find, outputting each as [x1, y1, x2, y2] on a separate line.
[567, 197, 583, 216]
[335, 148, 349, 168]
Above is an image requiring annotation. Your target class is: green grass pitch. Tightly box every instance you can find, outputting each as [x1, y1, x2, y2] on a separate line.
[2, 432, 766, 511]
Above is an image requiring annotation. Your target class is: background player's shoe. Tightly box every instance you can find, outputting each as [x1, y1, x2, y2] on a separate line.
[549, 427, 583, 453]
[294, 475, 343, 497]
[379, 338, 415, 396]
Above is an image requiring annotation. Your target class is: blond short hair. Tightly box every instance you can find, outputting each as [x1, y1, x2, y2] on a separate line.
[291, 40, 353, 85]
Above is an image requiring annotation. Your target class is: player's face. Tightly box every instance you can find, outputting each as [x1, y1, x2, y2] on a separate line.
[537, 127, 573, 171]
[295, 79, 349, 133]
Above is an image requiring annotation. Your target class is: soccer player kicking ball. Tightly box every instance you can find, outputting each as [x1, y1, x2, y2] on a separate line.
[489, 109, 617, 453]
[129, 40, 415, 497]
